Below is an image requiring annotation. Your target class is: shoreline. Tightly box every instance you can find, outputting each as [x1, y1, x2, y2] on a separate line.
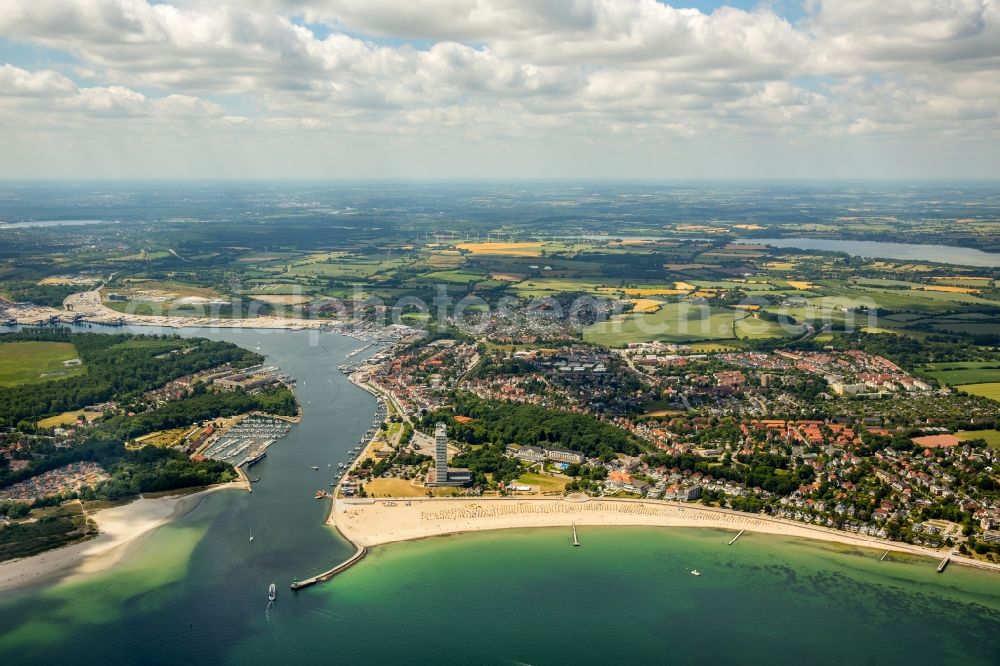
[330, 496, 1000, 575]
[0, 483, 239, 593]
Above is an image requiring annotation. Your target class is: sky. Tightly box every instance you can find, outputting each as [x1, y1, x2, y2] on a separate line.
[0, 0, 999, 180]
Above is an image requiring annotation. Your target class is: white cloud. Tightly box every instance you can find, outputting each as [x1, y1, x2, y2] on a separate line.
[0, 0, 997, 177]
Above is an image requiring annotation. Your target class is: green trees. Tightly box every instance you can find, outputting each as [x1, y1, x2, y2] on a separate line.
[451, 443, 522, 483]
[425, 393, 644, 457]
[643, 450, 812, 496]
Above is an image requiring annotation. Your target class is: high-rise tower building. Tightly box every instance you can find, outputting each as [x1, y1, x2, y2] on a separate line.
[434, 422, 448, 484]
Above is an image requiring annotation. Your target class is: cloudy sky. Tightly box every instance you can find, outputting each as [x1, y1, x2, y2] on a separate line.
[1, 0, 999, 179]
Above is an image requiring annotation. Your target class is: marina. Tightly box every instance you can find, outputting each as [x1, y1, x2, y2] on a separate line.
[199, 415, 292, 467]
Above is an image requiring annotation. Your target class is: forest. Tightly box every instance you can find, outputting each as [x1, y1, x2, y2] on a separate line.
[423, 393, 646, 458]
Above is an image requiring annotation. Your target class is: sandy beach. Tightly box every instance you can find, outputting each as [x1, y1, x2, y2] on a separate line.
[332, 496, 1000, 574]
[0, 484, 236, 593]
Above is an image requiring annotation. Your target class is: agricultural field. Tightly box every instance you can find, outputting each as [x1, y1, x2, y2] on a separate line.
[249, 294, 313, 305]
[0, 341, 84, 387]
[582, 303, 792, 346]
[456, 242, 544, 256]
[919, 362, 1000, 386]
[628, 298, 665, 314]
[957, 383, 1000, 401]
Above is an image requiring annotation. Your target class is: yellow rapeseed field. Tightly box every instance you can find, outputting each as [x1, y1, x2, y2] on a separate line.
[456, 242, 544, 256]
[628, 299, 664, 313]
[915, 285, 981, 294]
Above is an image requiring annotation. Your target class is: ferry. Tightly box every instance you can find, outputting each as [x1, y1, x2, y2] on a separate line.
[268, 583, 277, 602]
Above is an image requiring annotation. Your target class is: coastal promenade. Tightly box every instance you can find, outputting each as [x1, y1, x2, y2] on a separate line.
[331, 495, 1000, 575]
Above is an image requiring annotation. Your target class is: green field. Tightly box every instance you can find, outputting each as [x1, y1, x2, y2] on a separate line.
[955, 429, 1000, 450]
[920, 363, 1000, 386]
[957, 383, 1000, 401]
[0, 341, 84, 387]
[582, 304, 791, 346]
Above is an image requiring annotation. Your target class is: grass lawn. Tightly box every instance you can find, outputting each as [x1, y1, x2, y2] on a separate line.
[955, 430, 1000, 450]
[37, 409, 101, 429]
[0, 341, 84, 387]
[957, 383, 1000, 401]
[516, 472, 569, 493]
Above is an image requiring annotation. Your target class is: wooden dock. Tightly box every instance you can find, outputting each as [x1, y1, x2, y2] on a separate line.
[880, 551, 889, 561]
[937, 557, 950, 573]
[290, 544, 367, 590]
[572, 523, 580, 546]
[728, 529, 745, 545]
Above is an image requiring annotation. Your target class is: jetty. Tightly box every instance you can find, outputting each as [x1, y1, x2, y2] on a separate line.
[937, 557, 950, 573]
[572, 523, 580, 546]
[290, 544, 367, 590]
[880, 551, 889, 562]
[728, 529, 745, 545]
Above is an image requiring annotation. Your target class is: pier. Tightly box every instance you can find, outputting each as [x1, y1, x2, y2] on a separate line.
[728, 529, 745, 545]
[937, 557, 950, 573]
[880, 551, 889, 562]
[572, 523, 579, 546]
[290, 544, 367, 590]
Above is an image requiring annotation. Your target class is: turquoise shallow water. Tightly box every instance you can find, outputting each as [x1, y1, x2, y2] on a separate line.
[0, 326, 998, 664]
[2, 524, 999, 665]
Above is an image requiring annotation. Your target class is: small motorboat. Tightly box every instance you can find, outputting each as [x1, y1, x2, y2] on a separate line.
[690, 570, 701, 576]
[311, 465, 319, 470]
[268, 583, 277, 602]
